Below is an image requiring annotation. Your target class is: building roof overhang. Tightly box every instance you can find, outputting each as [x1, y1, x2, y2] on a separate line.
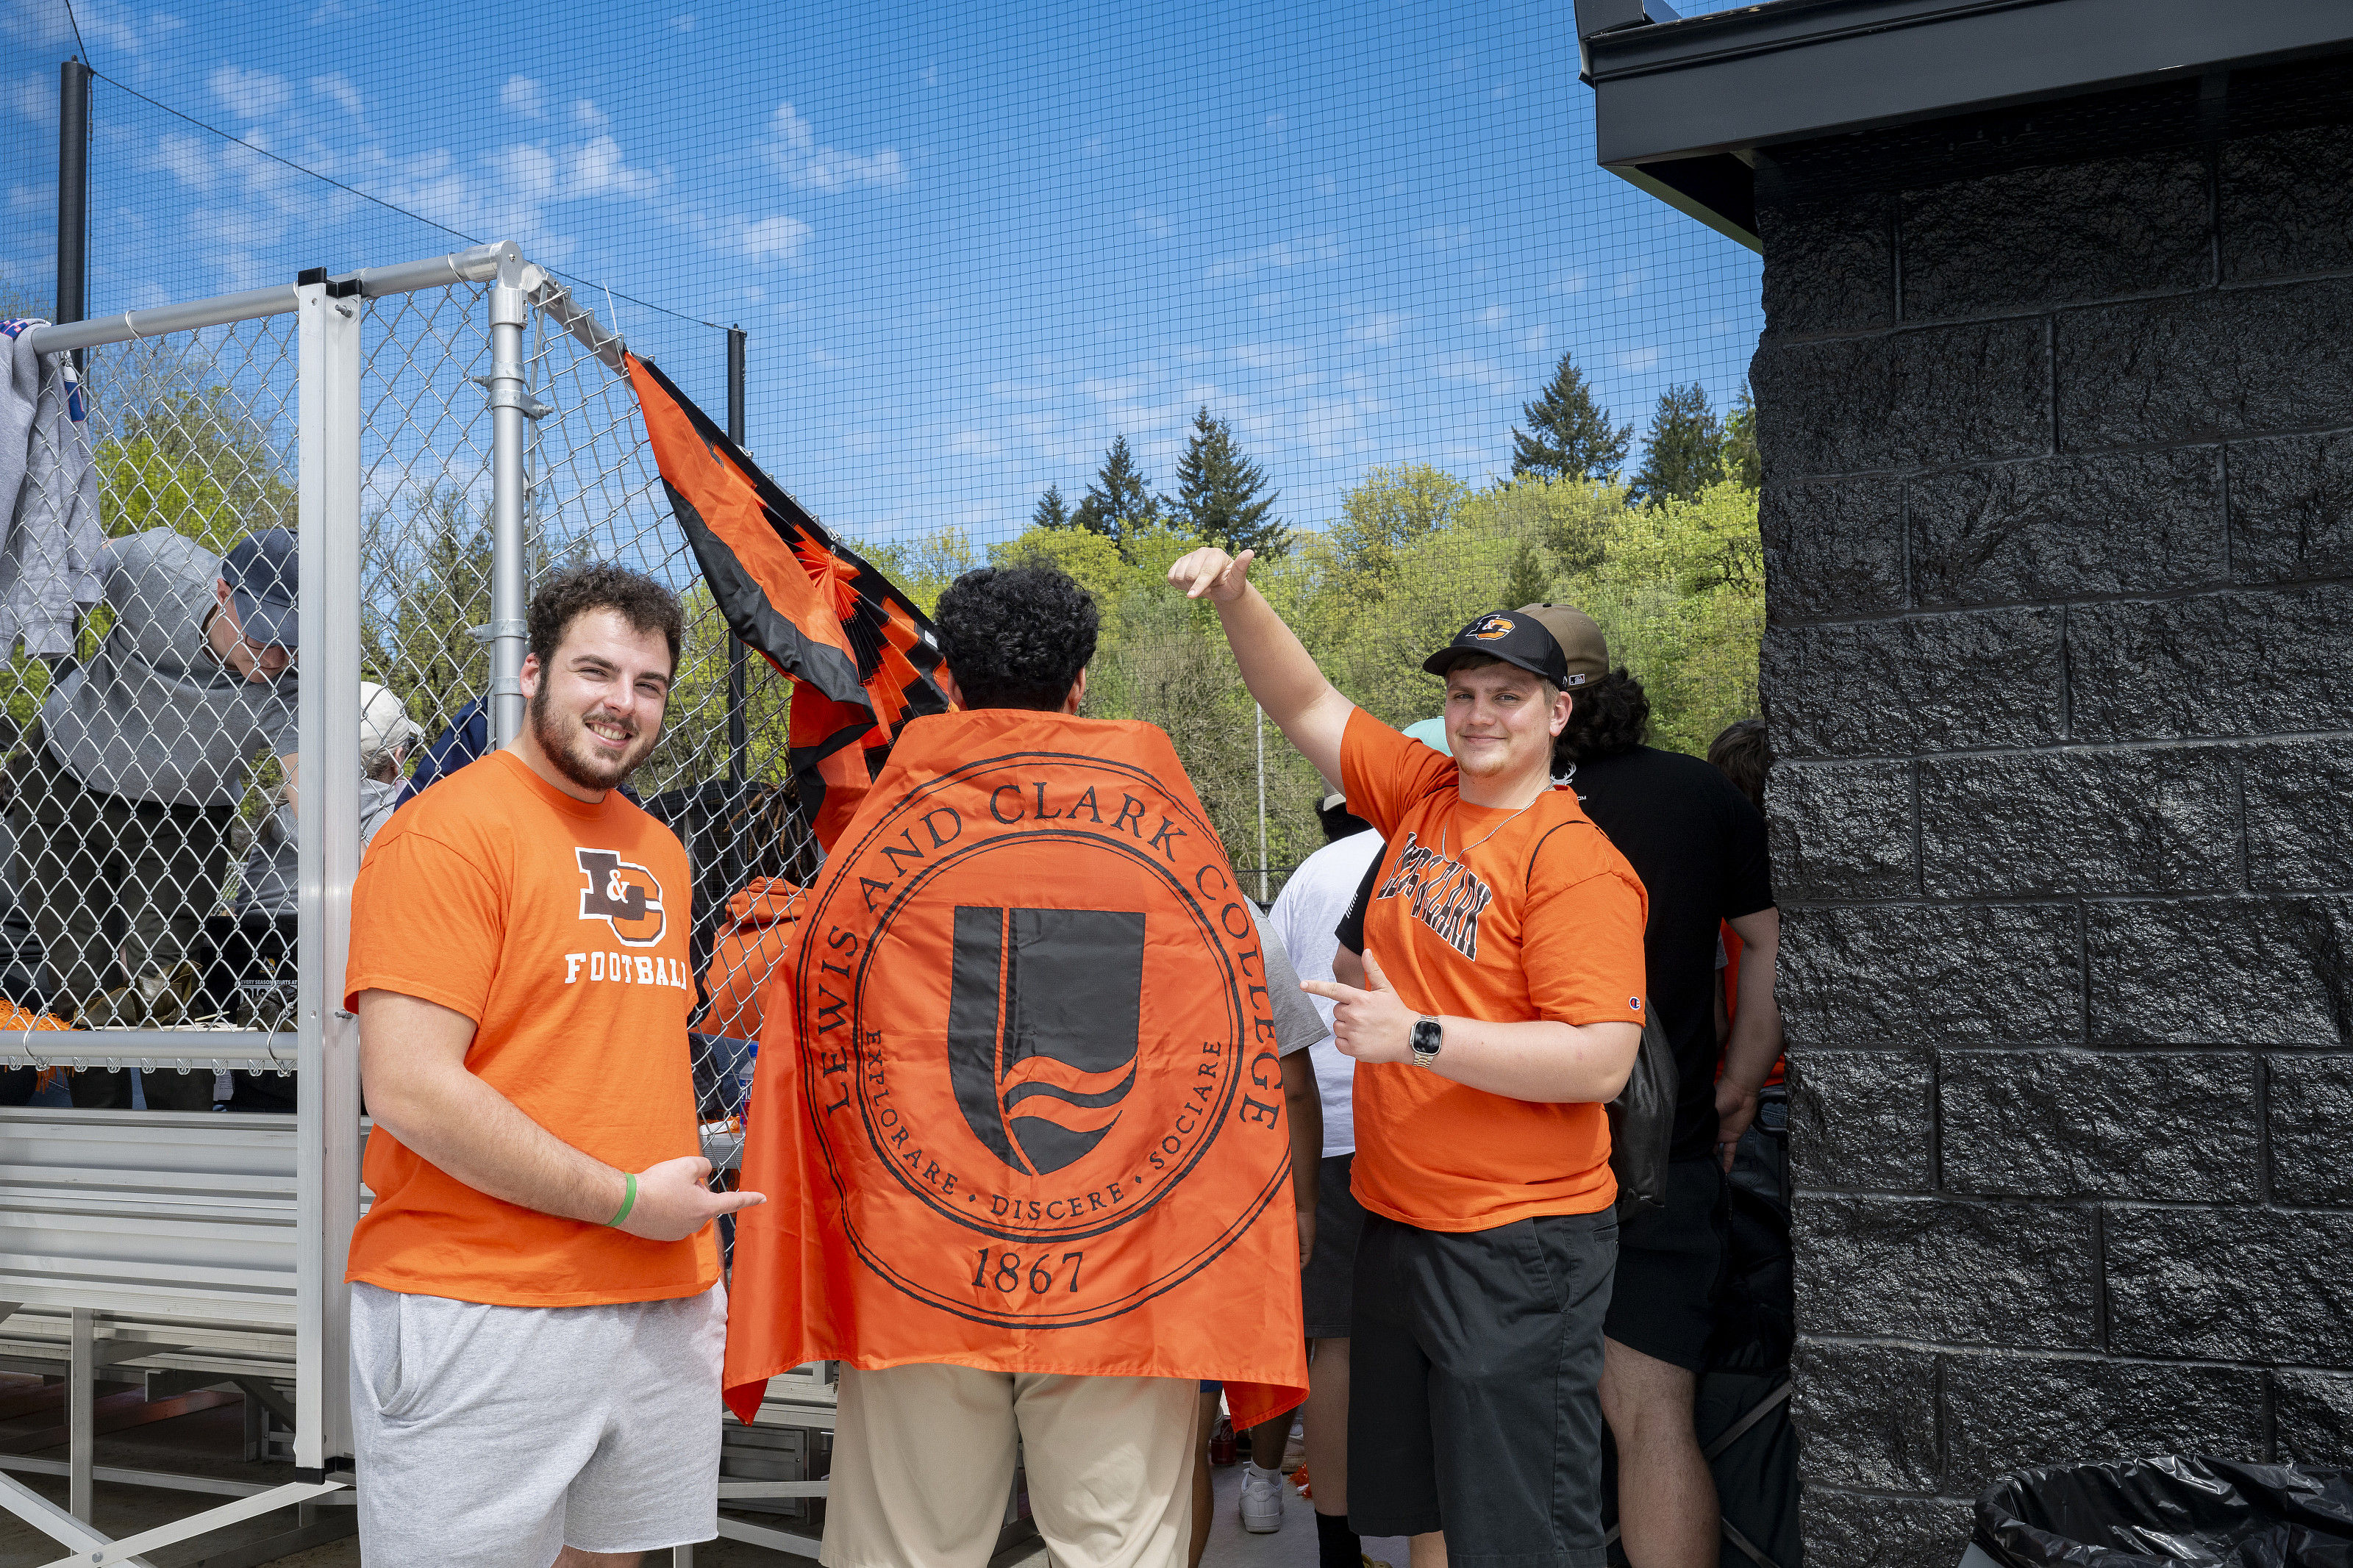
[1581, 0, 2353, 251]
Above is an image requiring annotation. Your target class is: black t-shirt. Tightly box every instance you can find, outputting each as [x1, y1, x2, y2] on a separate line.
[1567, 746, 1772, 1160]
[1335, 745, 1773, 1160]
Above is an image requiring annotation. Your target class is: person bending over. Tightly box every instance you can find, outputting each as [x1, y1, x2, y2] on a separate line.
[346, 565, 761, 1568]
[1168, 547, 1646, 1568]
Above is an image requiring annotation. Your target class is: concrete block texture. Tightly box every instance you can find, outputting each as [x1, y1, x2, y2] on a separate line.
[2063, 585, 2353, 744]
[2244, 740, 2353, 892]
[1757, 190, 1894, 336]
[1788, 1050, 1934, 1192]
[1792, 1339, 1941, 1489]
[2227, 429, 2353, 585]
[1938, 1050, 2257, 1201]
[2107, 1208, 2353, 1361]
[1940, 1352, 2268, 1494]
[1763, 608, 2063, 759]
[1908, 448, 2224, 607]
[2275, 1370, 2353, 1465]
[1918, 749, 2238, 898]
[1900, 151, 2212, 321]
[1796, 1195, 2096, 1347]
[1760, 477, 1906, 620]
[2087, 896, 2353, 1046]
[2054, 279, 2353, 451]
[1802, 1491, 1976, 1568]
[2221, 125, 2353, 282]
[1752, 318, 2050, 479]
[1779, 902, 2082, 1045]
[1770, 759, 1913, 902]
[2265, 1054, 2353, 1206]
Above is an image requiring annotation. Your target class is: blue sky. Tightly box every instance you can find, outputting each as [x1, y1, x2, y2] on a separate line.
[4, 0, 1761, 551]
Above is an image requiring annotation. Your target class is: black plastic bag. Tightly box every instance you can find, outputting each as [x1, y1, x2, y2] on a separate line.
[1604, 1006, 1677, 1221]
[1977, 1456, 2353, 1568]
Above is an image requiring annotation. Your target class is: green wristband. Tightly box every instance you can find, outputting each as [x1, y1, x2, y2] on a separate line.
[607, 1171, 638, 1228]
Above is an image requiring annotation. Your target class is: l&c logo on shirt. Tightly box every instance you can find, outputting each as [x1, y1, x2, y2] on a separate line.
[576, 848, 665, 946]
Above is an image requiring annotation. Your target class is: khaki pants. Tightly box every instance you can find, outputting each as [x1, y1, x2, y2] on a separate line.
[7, 740, 232, 1110]
[823, 1364, 1195, 1568]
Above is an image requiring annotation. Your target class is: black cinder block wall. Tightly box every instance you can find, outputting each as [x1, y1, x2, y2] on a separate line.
[1749, 57, 2353, 1568]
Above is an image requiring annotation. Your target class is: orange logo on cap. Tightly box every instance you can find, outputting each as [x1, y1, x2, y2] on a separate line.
[1468, 615, 1515, 641]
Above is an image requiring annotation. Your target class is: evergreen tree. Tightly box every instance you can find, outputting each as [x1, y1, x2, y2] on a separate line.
[1501, 537, 1552, 612]
[1628, 383, 1725, 509]
[1720, 390, 1762, 490]
[1032, 482, 1073, 530]
[1171, 407, 1288, 557]
[1511, 351, 1633, 482]
[1074, 434, 1162, 550]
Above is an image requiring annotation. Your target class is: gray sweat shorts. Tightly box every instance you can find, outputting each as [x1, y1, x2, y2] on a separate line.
[351, 1280, 726, 1567]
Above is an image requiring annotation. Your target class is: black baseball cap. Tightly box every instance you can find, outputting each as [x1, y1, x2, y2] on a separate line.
[1422, 609, 1569, 688]
[221, 529, 299, 649]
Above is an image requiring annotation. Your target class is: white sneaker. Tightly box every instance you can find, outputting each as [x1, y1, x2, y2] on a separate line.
[1240, 1461, 1285, 1532]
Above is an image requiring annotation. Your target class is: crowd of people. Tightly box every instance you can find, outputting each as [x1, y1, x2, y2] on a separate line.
[0, 520, 1782, 1568]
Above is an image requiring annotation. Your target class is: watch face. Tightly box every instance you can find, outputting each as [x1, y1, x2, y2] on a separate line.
[1411, 1018, 1441, 1056]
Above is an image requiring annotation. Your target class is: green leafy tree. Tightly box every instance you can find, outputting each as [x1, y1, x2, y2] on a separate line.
[1073, 435, 1162, 551]
[1511, 351, 1632, 482]
[1170, 407, 1287, 558]
[1720, 389, 1761, 490]
[1032, 482, 1073, 531]
[1327, 462, 1468, 584]
[1628, 383, 1725, 509]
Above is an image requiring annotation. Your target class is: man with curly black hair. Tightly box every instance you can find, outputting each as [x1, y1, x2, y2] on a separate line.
[931, 565, 1099, 711]
[1517, 602, 1782, 1568]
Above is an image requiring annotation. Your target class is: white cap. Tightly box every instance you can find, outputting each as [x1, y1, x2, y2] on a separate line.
[358, 682, 423, 762]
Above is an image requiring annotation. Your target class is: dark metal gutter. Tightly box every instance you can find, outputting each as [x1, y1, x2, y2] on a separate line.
[1582, 0, 2353, 250]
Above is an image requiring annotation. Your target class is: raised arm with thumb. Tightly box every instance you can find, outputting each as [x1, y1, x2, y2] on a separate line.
[1165, 545, 1354, 784]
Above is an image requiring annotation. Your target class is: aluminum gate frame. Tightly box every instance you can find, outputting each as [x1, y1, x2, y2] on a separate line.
[0, 240, 688, 1568]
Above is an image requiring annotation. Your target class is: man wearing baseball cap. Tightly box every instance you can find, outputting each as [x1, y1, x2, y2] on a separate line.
[1515, 601, 1778, 1568]
[1168, 544, 1646, 1568]
[6, 526, 300, 1105]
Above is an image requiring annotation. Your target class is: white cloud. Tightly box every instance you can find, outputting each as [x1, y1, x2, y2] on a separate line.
[1522, 324, 1550, 354]
[1616, 346, 1661, 372]
[311, 73, 365, 121]
[1133, 209, 1171, 240]
[1479, 304, 1510, 328]
[670, 13, 698, 29]
[1413, 223, 1474, 252]
[9, 72, 55, 131]
[764, 102, 906, 192]
[1204, 234, 1340, 284]
[1346, 312, 1407, 347]
[567, 135, 660, 199]
[1435, 352, 1512, 393]
[500, 76, 546, 119]
[922, 65, 938, 87]
[1613, 267, 1648, 298]
[572, 99, 608, 131]
[151, 132, 221, 195]
[738, 215, 812, 264]
[210, 65, 291, 121]
[1549, 269, 1588, 295]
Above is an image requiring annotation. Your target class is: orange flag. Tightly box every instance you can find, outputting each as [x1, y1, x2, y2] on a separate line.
[724, 707, 1309, 1431]
[627, 354, 946, 850]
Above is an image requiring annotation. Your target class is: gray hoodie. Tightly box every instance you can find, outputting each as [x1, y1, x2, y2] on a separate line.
[0, 321, 103, 659]
[42, 529, 299, 806]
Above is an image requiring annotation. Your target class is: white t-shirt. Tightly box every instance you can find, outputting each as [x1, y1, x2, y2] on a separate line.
[1267, 829, 1385, 1158]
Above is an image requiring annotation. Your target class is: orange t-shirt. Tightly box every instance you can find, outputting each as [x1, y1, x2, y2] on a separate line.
[343, 750, 718, 1307]
[1340, 711, 1649, 1231]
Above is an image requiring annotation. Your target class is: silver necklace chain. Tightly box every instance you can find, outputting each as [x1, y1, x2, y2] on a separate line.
[1439, 790, 1545, 860]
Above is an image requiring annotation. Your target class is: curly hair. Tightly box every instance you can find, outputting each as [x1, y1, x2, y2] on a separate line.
[934, 565, 1099, 710]
[527, 563, 683, 674]
[1552, 666, 1650, 765]
[1707, 717, 1772, 812]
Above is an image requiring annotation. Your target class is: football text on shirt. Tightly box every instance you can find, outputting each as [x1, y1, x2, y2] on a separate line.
[1374, 831, 1495, 962]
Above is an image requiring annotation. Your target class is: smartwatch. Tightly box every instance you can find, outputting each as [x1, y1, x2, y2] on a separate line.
[1410, 1016, 1443, 1069]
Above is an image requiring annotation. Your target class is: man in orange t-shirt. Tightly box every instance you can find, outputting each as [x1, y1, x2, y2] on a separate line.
[1168, 546, 1646, 1568]
[345, 565, 763, 1568]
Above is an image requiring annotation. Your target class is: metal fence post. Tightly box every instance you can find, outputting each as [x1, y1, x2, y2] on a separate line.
[296, 271, 363, 1474]
[54, 59, 89, 366]
[726, 326, 749, 788]
[488, 253, 532, 750]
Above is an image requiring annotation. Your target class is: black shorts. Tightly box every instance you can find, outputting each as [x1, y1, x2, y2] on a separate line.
[1303, 1154, 1366, 1339]
[1347, 1209, 1617, 1566]
[1601, 1157, 1729, 1373]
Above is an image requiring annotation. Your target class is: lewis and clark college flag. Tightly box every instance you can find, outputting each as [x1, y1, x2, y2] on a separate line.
[718, 706, 1310, 1431]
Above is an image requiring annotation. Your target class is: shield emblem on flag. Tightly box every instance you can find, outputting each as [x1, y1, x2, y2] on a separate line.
[948, 907, 1144, 1175]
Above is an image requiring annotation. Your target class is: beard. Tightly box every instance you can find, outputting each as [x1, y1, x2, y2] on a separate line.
[529, 683, 661, 793]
